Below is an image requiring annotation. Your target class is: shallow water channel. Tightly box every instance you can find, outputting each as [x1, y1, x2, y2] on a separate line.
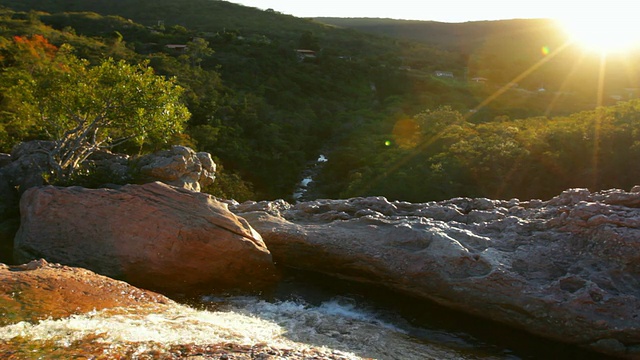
[0, 268, 614, 359]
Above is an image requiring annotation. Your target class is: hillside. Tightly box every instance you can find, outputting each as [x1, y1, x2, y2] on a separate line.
[314, 18, 563, 52]
[316, 17, 640, 97]
[1, 1, 639, 203]
[0, 1, 470, 199]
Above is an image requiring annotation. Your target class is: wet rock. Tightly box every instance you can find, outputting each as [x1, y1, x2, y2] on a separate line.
[232, 188, 640, 359]
[14, 182, 277, 294]
[0, 258, 171, 325]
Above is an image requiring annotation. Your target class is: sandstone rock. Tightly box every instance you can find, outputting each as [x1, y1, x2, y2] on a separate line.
[232, 189, 640, 359]
[0, 141, 220, 266]
[0, 258, 171, 325]
[135, 145, 216, 192]
[14, 182, 277, 294]
[0, 141, 216, 195]
[196, 151, 217, 188]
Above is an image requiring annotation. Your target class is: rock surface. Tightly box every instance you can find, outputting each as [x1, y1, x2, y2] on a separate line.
[0, 141, 216, 197]
[135, 145, 216, 192]
[231, 188, 640, 359]
[14, 182, 277, 294]
[0, 142, 218, 264]
[0, 258, 171, 325]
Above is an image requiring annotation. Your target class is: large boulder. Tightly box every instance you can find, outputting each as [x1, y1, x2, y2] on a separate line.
[14, 182, 277, 294]
[232, 188, 640, 359]
[0, 258, 171, 325]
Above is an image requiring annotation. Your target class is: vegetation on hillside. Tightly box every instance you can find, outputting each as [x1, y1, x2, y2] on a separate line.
[317, 102, 640, 201]
[0, 1, 638, 202]
[316, 17, 640, 107]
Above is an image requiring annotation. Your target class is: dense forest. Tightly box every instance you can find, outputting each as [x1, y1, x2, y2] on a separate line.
[1, 0, 639, 202]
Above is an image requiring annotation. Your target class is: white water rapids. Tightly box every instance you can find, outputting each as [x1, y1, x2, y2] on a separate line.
[1, 264, 604, 360]
[0, 295, 515, 359]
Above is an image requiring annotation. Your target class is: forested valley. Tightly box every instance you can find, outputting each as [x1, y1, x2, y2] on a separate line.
[1, 0, 639, 202]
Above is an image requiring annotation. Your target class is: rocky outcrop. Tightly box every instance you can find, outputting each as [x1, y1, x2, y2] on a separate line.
[134, 145, 216, 192]
[14, 182, 277, 294]
[0, 142, 217, 264]
[0, 258, 171, 325]
[0, 141, 216, 195]
[231, 188, 640, 359]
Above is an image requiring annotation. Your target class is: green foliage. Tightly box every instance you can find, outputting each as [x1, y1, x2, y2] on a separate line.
[321, 101, 640, 202]
[202, 162, 255, 202]
[0, 35, 189, 180]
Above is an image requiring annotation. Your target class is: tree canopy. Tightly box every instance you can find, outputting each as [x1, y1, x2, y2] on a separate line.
[0, 35, 189, 180]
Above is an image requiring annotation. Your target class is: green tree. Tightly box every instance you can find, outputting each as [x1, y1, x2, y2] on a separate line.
[183, 37, 213, 68]
[298, 31, 319, 51]
[1, 37, 190, 181]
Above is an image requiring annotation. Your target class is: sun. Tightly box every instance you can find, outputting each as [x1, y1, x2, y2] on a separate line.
[558, 13, 640, 54]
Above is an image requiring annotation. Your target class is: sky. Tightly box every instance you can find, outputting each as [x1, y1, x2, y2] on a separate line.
[228, 1, 628, 23]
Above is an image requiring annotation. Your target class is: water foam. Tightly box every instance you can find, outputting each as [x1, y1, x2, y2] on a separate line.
[0, 297, 497, 359]
[0, 303, 291, 347]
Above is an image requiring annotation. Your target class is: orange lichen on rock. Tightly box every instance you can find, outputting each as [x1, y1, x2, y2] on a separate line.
[0, 259, 172, 325]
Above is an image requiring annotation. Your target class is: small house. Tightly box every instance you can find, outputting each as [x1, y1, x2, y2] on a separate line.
[295, 49, 317, 61]
[165, 44, 188, 52]
[434, 71, 454, 78]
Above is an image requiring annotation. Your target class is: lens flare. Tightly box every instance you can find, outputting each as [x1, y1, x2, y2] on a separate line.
[392, 119, 420, 149]
[558, 14, 640, 54]
[541, 46, 550, 56]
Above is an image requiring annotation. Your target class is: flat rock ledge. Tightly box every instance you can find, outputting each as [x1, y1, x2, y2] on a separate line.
[231, 187, 640, 359]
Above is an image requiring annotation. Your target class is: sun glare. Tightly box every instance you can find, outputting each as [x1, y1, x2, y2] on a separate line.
[559, 15, 640, 54]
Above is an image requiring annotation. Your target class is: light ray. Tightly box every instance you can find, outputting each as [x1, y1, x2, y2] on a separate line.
[590, 54, 608, 190]
[353, 42, 574, 198]
[469, 41, 572, 115]
[543, 51, 588, 116]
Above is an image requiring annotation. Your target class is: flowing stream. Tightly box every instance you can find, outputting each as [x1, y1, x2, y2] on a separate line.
[293, 154, 328, 201]
[0, 269, 609, 359]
